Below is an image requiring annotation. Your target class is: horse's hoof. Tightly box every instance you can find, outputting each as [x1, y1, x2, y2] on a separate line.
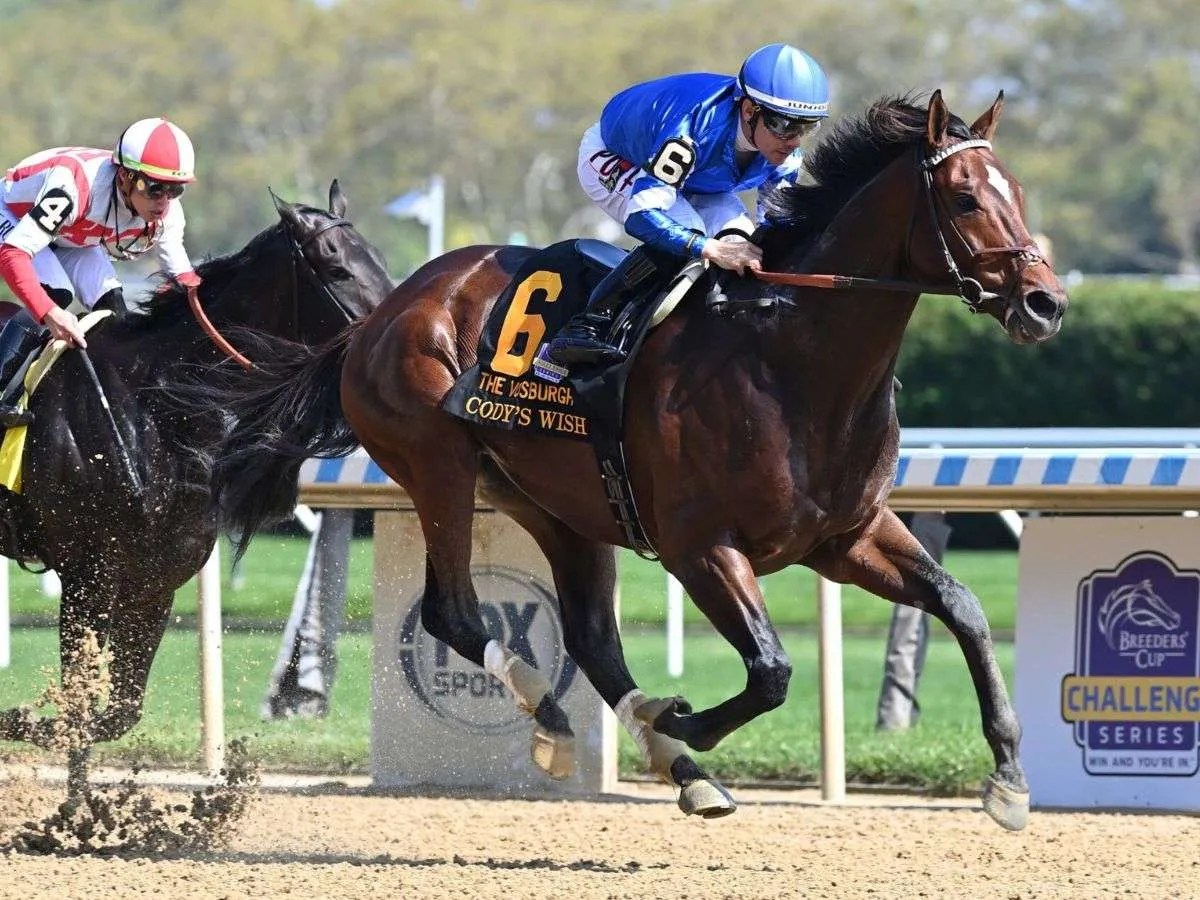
[981, 774, 1029, 831]
[678, 778, 737, 819]
[531, 724, 575, 780]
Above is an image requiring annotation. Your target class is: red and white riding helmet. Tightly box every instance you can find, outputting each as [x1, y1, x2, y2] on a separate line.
[113, 117, 196, 183]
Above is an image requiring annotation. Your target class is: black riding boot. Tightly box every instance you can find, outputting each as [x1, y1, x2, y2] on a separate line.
[0, 309, 46, 428]
[548, 246, 664, 366]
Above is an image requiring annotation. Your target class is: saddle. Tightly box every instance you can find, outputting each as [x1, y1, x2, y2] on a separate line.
[442, 239, 706, 556]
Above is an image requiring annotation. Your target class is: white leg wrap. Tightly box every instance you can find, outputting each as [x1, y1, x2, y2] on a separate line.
[615, 688, 688, 783]
[484, 639, 551, 715]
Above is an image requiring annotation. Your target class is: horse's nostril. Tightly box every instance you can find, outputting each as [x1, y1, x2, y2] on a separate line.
[1023, 290, 1061, 322]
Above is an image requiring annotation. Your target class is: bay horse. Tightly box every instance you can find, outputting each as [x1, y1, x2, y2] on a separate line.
[0, 181, 392, 792]
[190, 93, 1068, 827]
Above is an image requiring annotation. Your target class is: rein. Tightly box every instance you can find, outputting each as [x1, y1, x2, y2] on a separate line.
[187, 283, 254, 371]
[750, 138, 1044, 312]
[186, 216, 355, 370]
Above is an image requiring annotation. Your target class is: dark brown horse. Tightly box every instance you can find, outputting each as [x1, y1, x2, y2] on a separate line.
[0, 182, 392, 794]
[192, 93, 1067, 827]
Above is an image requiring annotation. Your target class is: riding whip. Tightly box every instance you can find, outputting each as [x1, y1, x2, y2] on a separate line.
[78, 348, 143, 494]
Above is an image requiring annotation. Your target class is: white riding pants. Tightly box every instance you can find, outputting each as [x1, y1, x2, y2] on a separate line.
[0, 207, 121, 311]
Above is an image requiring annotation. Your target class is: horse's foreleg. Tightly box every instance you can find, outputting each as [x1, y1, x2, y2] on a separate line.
[88, 592, 172, 744]
[653, 544, 792, 752]
[66, 747, 91, 799]
[809, 508, 1028, 831]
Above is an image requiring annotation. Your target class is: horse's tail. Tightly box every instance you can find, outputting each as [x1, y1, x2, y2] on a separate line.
[167, 324, 361, 558]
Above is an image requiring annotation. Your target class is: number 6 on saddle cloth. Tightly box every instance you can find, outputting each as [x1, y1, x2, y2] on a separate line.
[441, 239, 705, 557]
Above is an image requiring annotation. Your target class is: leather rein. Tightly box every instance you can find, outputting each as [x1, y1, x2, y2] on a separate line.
[187, 216, 355, 371]
[750, 138, 1045, 313]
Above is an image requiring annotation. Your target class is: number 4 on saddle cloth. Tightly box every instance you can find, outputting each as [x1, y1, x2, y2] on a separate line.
[441, 239, 705, 557]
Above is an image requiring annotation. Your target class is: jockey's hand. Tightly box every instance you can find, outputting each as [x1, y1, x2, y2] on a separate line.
[700, 237, 763, 275]
[44, 306, 87, 349]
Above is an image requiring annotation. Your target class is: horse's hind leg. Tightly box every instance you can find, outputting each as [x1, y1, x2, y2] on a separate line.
[481, 467, 735, 817]
[55, 579, 118, 797]
[62, 582, 170, 795]
[809, 508, 1028, 831]
[420, 551, 574, 778]
[88, 590, 172, 744]
[370, 432, 576, 779]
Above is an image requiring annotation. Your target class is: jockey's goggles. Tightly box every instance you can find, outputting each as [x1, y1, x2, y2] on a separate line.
[757, 108, 822, 140]
[134, 176, 186, 200]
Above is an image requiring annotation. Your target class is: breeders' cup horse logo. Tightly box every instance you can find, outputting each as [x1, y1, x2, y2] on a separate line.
[1061, 552, 1200, 777]
[396, 565, 577, 735]
[1097, 579, 1183, 653]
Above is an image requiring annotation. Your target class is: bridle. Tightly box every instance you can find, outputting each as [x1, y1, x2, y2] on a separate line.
[751, 138, 1045, 314]
[285, 215, 357, 331]
[189, 214, 356, 371]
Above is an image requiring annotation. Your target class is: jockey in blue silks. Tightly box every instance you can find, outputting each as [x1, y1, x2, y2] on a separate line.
[548, 43, 830, 367]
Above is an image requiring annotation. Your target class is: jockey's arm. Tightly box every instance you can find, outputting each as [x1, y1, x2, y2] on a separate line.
[624, 200, 762, 275]
[0, 246, 87, 346]
[155, 202, 200, 287]
[0, 243, 57, 322]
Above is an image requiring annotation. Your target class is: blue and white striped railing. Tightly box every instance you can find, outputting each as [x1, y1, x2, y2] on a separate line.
[895, 448, 1200, 489]
[892, 447, 1200, 510]
[298, 438, 1200, 512]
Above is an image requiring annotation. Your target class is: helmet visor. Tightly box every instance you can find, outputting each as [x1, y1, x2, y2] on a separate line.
[758, 108, 822, 140]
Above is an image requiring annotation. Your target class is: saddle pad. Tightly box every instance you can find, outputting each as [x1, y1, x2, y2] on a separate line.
[442, 240, 614, 442]
[0, 309, 113, 492]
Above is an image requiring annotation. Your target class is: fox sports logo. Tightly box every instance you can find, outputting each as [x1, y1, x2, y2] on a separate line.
[397, 565, 576, 735]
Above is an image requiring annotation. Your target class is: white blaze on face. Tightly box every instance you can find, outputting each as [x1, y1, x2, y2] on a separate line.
[985, 164, 1013, 206]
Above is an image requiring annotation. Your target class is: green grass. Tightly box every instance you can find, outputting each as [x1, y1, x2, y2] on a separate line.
[619, 547, 1018, 634]
[5, 539, 1019, 634]
[0, 539, 1018, 792]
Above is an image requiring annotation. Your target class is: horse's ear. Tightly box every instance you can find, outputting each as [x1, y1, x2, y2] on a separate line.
[926, 89, 950, 147]
[970, 90, 1005, 141]
[270, 187, 304, 233]
[329, 179, 348, 218]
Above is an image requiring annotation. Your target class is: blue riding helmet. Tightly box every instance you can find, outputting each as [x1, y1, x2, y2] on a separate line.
[737, 43, 830, 118]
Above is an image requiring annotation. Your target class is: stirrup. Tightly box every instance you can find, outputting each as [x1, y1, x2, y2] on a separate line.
[705, 282, 729, 315]
[548, 337, 626, 366]
[0, 403, 33, 428]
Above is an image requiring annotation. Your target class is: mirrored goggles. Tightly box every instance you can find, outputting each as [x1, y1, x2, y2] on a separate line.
[135, 176, 186, 200]
[757, 108, 822, 140]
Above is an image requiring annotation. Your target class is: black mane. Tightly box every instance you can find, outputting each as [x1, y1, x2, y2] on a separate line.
[123, 223, 289, 333]
[760, 93, 972, 238]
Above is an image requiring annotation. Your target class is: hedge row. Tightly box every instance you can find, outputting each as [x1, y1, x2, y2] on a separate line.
[895, 280, 1200, 426]
[3, 278, 1194, 427]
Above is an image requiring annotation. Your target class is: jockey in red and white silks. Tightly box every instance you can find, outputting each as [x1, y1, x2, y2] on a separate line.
[0, 117, 199, 426]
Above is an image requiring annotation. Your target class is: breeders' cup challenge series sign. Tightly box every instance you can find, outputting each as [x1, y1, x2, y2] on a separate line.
[1016, 517, 1200, 810]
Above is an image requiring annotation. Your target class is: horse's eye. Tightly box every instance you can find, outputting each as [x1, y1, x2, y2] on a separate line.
[327, 265, 351, 279]
[955, 194, 980, 214]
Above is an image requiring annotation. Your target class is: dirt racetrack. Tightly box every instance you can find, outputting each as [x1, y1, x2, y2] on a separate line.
[1, 772, 1196, 899]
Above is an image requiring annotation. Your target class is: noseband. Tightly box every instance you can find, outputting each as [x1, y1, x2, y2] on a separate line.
[752, 138, 1045, 312]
